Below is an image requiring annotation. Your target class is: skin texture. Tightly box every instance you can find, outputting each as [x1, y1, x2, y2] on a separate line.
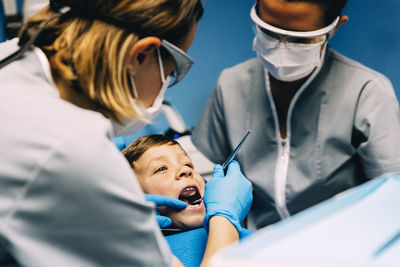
[133, 144, 241, 267]
[127, 24, 197, 108]
[201, 216, 239, 267]
[133, 144, 206, 229]
[258, 0, 326, 30]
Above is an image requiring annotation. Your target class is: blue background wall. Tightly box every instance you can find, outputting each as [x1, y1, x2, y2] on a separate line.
[133, 0, 400, 142]
[3, 0, 399, 142]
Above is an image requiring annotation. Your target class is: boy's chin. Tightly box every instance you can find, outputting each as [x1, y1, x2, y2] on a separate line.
[171, 216, 204, 230]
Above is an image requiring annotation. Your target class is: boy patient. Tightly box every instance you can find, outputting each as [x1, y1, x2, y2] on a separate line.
[122, 134, 205, 230]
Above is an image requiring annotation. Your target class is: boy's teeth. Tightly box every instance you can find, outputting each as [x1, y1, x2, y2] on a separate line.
[190, 199, 202, 205]
[181, 187, 197, 197]
[184, 187, 196, 192]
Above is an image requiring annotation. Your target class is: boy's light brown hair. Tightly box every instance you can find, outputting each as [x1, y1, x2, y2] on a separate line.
[122, 134, 182, 169]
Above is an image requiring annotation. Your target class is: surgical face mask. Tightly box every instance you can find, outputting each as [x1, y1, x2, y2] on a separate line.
[252, 27, 326, 82]
[111, 49, 171, 137]
[250, 4, 339, 82]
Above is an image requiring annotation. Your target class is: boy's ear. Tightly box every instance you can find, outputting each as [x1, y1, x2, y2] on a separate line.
[126, 37, 161, 75]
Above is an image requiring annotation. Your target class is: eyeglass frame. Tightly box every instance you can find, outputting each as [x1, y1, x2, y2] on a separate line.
[160, 39, 194, 87]
[250, 4, 339, 45]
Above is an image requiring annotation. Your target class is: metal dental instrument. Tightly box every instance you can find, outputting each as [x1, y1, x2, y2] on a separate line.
[222, 130, 251, 173]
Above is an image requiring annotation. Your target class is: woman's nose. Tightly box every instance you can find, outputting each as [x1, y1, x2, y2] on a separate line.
[177, 167, 193, 179]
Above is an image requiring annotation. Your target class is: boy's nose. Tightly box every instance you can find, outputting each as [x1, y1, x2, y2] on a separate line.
[177, 167, 193, 179]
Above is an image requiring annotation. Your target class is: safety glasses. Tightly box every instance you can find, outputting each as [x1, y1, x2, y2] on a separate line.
[250, 5, 339, 47]
[160, 39, 194, 87]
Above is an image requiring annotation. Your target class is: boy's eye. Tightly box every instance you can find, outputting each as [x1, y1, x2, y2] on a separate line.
[184, 163, 194, 169]
[154, 166, 167, 174]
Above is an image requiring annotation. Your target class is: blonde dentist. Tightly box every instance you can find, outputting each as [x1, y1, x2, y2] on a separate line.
[0, 0, 253, 266]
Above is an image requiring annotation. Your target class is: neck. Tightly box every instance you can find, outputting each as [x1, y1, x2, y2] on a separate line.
[269, 73, 311, 139]
[269, 74, 309, 97]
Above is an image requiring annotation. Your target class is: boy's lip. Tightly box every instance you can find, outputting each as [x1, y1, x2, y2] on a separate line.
[176, 183, 202, 199]
[180, 199, 204, 213]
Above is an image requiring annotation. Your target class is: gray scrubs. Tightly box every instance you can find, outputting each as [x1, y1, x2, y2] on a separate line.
[0, 39, 172, 266]
[192, 48, 400, 230]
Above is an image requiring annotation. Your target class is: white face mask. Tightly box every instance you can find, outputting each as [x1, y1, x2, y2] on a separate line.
[111, 49, 171, 137]
[252, 26, 327, 82]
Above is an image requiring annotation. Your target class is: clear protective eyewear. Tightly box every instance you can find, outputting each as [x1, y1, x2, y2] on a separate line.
[250, 5, 339, 48]
[160, 39, 194, 87]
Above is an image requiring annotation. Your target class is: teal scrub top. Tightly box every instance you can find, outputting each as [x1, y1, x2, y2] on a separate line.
[192, 48, 400, 230]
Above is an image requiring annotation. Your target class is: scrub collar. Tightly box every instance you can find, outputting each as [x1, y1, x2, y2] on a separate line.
[34, 47, 57, 88]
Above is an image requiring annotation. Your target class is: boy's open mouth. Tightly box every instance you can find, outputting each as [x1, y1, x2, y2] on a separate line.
[178, 186, 202, 206]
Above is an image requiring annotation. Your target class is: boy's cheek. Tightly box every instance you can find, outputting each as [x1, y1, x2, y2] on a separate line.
[157, 206, 168, 215]
[194, 174, 206, 194]
[158, 206, 177, 217]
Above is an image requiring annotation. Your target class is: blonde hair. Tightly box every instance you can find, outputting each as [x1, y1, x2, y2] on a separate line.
[19, 0, 203, 121]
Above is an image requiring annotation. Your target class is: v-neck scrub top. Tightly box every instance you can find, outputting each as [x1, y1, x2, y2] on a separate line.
[192, 48, 400, 230]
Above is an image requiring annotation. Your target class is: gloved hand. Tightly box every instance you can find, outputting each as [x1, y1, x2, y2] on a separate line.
[239, 228, 254, 241]
[144, 194, 187, 228]
[202, 160, 253, 237]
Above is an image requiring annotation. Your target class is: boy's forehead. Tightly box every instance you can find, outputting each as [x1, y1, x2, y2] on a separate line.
[140, 144, 189, 164]
[154, 143, 187, 156]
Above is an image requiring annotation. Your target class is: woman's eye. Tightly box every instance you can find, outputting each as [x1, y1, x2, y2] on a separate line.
[154, 166, 167, 174]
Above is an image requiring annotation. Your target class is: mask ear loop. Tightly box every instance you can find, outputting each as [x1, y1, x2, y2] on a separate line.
[128, 72, 149, 122]
[129, 48, 166, 104]
[157, 48, 167, 84]
[129, 74, 139, 99]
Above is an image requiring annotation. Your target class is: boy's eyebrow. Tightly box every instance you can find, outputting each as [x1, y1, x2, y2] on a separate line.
[144, 156, 168, 169]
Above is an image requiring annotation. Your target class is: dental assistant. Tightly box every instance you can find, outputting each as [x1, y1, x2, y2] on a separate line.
[192, 0, 400, 230]
[0, 1, 253, 266]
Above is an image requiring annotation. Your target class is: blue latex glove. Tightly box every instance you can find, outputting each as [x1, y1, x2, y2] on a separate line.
[202, 160, 253, 237]
[144, 194, 187, 228]
[239, 228, 254, 241]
